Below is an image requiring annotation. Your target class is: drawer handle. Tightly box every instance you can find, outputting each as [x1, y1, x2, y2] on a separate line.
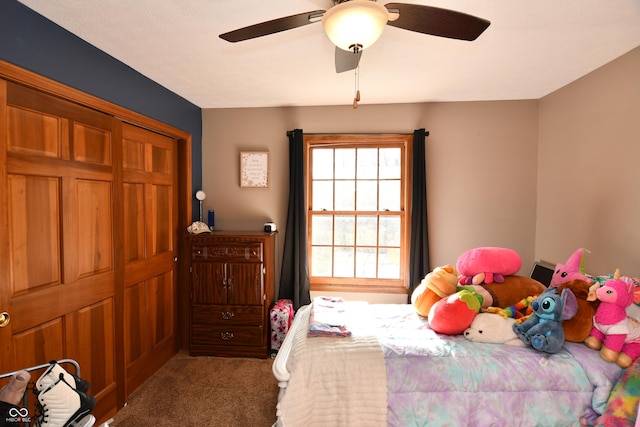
[221, 311, 235, 320]
[221, 332, 234, 341]
[193, 248, 208, 259]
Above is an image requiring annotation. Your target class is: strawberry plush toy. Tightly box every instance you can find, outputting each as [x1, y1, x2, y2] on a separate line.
[427, 288, 483, 335]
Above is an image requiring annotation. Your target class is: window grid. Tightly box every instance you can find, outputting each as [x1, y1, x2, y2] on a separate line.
[305, 135, 411, 292]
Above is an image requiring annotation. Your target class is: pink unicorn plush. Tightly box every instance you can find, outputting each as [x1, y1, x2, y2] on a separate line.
[584, 269, 640, 368]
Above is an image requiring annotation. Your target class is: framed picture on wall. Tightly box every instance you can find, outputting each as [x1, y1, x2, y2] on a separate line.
[240, 151, 270, 188]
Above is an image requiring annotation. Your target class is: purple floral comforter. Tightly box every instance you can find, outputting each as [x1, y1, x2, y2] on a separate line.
[369, 304, 623, 427]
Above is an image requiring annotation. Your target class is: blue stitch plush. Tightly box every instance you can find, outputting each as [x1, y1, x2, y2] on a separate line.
[512, 286, 578, 353]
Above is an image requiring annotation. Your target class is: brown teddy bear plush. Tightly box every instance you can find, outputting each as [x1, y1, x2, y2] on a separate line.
[555, 279, 600, 342]
[473, 275, 546, 309]
[413, 272, 547, 318]
[477, 276, 598, 342]
[412, 269, 592, 340]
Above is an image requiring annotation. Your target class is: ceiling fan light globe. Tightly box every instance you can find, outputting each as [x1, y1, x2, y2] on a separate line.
[322, 0, 388, 51]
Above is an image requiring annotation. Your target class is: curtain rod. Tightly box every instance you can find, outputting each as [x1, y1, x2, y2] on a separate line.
[286, 130, 429, 137]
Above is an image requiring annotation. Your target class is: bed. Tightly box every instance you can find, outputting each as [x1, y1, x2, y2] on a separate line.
[591, 356, 640, 426]
[272, 301, 624, 427]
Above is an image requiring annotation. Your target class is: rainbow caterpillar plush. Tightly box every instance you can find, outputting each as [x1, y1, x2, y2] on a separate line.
[486, 295, 539, 324]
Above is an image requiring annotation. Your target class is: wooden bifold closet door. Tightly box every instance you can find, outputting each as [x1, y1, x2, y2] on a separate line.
[0, 80, 120, 421]
[0, 66, 186, 424]
[121, 122, 178, 397]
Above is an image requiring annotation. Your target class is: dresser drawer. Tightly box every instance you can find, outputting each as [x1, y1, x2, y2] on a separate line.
[191, 242, 263, 262]
[192, 304, 263, 325]
[191, 324, 264, 347]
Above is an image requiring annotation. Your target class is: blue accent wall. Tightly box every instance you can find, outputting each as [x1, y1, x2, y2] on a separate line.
[0, 0, 203, 219]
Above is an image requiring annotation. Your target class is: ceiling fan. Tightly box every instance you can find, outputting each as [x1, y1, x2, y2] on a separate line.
[219, 0, 491, 73]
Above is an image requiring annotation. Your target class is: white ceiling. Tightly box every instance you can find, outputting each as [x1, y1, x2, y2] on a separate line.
[17, 0, 640, 109]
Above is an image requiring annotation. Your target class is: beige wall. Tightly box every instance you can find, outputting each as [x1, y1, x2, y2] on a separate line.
[536, 46, 640, 277]
[202, 45, 639, 302]
[202, 100, 539, 302]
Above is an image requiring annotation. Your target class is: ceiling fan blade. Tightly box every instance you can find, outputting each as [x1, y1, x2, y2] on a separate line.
[335, 47, 363, 73]
[384, 3, 490, 41]
[219, 10, 325, 42]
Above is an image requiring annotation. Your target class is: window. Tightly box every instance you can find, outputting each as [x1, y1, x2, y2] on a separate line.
[305, 134, 412, 293]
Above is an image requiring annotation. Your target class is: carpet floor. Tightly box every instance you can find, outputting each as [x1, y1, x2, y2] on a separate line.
[108, 351, 279, 427]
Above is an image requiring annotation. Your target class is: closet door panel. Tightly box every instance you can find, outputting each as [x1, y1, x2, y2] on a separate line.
[123, 139, 144, 171]
[151, 144, 171, 174]
[121, 123, 177, 398]
[12, 318, 64, 369]
[7, 106, 62, 157]
[65, 298, 116, 396]
[146, 271, 175, 348]
[75, 179, 113, 277]
[8, 174, 61, 293]
[151, 183, 171, 254]
[124, 281, 150, 365]
[0, 81, 118, 422]
[123, 269, 176, 395]
[123, 182, 145, 262]
[73, 122, 111, 166]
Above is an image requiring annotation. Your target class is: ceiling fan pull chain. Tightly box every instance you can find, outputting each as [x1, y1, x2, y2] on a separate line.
[353, 48, 360, 109]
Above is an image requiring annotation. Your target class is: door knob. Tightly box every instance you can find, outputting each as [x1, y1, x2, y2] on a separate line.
[0, 312, 10, 328]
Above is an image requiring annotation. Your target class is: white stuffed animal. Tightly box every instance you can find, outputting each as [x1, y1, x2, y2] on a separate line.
[463, 312, 525, 346]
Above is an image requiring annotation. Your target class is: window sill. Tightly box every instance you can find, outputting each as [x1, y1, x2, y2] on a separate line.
[311, 283, 408, 295]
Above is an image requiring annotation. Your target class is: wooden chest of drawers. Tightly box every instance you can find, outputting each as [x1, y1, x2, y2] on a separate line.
[188, 231, 275, 358]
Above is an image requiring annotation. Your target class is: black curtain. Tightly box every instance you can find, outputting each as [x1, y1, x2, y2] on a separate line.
[278, 129, 311, 310]
[408, 128, 430, 301]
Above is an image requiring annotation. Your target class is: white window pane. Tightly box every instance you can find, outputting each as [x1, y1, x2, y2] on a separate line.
[311, 215, 333, 245]
[379, 216, 401, 246]
[357, 148, 378, 179]
[312, 246, 333, 276]
[307, 136, 407, 286]
[356, 248, 376, 278]
[335, 148, 355, 179]
[356, 180, 377, 211]
[334, 247, 354, 277]
[378, 248, 400, 279]
[312, 180, 333, 210]
[356, 215, 377, 246]
[379, 148, 401, 179]
[379, 180, 400, 211]
[313, 148, 333, 179]
[335, 180, 355, 210]
[334, 215, 355, 245]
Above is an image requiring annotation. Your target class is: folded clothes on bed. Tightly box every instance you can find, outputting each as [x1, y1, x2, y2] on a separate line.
[308, 296, 352, 337]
